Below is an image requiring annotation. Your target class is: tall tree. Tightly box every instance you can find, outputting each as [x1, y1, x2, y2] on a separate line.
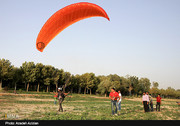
[62, 72, 71, 92]
[139, 78, 151, 92]
[75, 74, 82, 94]
[80, 73, 88, 94]
[119, 76, 130, 95]
[108, 74, 120, 82]
[149, 87, 160, 97]
[166, 87, 176, 98]
[21, 62, 36, 92]
[127, 76, 139, 96]
[67, 74, 77, 93]
[42, 65, 54, 92]
[152, 81, 159, 88]
[86, 73, 96, 95]
[34, 63, 44, 92]
[97, 76, 112, 97]
[52, 68, 60, 92]
[0, 58, 13, 90]
[12, 67, 22, 92]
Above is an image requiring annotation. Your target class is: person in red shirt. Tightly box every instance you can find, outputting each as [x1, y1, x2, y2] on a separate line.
[109, 88, 120, 115]
[53, 92, 58, 105]
[156, 94, 162, 111]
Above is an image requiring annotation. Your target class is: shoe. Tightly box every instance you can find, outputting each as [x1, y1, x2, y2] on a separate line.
[114, 114, 118, 116]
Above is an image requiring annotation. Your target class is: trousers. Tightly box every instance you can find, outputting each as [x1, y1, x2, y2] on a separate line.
[143, 101, 148, 112]
[111, 100, 118, 115]
[58, 98, 64, 112]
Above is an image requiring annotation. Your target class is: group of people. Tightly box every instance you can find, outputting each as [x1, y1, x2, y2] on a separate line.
[142, 92, 161, 112]
[53, 87, 162, 115]
[108, 88, 162, 116]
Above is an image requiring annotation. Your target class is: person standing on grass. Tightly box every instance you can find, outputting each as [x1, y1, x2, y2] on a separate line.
[142, 92, 149, 112]
[53, 92, 58, 105]
[149, 94, 153, 111]
[57, 87, 69, 112]
[146, 92, 150, 112]
[109, 88, 120, 116]
[117, 90, 122, 115]
[156, 94, 161, 111]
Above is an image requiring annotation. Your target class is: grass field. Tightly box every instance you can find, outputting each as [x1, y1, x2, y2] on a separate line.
[0, 92, 179, 120]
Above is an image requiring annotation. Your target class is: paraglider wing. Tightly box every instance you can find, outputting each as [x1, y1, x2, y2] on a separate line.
[36, 2, 110, 52]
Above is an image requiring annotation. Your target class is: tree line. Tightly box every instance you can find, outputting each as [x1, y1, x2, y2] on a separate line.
[0, 58, 179, 98]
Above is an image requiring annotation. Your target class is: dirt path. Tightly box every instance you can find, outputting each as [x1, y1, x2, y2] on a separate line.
[0, 93, 39, 97]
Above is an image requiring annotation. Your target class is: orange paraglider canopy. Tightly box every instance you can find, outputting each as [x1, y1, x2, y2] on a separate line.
[36, 2, 110, 52]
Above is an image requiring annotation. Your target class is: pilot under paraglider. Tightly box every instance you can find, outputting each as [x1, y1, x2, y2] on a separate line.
[57, 87, 69, 112]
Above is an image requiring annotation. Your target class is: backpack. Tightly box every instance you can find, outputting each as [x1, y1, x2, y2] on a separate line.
[58, 91, 65, 99]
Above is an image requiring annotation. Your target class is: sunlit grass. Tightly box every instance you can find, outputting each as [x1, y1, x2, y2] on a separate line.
[0, 92, 179, 120]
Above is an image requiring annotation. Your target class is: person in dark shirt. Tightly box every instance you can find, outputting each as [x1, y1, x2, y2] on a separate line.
[146, 92, 150, 112]
[57, 87, 69, 112]
[149, 94, 153, 111]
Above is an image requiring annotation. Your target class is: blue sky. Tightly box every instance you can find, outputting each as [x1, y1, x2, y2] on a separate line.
[0, 0, 180, 89]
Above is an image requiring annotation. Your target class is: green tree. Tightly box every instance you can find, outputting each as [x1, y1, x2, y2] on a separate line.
[75, 74, 82, 94]
[80, 73, 88, 94]
[12, 67, 22, 92]
[159, 88, 166, 97]
[108, 74, 121, 92]
[52, 68, 61, 92]
[34, 63, 44, 92]
[62, 72, 71, 92]
[127, 76, 139, 96]
[86, 73, 96, 95]
[119, 76, 129, 95]
[149, 87, 160, 97]
[166, 87, 176, 98]
[175, 89, 180, 98]
[0, 58, 13, 90]
[152, 81, 159, 88]
[80, 73, 96, 94]
[139, 78, 151, 92]
[42, 65, 54, 92]
[21, 62, 36, 92]
[97, 76, 112, 97]
[108, 74, 120, 82]
[68, 74, 80, 93]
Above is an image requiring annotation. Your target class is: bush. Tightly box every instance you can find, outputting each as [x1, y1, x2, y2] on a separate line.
[4, 87, 8, 91]
[19, 89, 22, 93]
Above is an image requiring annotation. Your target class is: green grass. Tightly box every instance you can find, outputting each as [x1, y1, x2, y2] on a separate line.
[0, 92, 179, 120]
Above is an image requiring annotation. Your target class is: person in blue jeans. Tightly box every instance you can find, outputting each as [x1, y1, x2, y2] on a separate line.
[109, 88, 120, 116]
[149, 94, 153, 111]
[117, 90, 122, 115]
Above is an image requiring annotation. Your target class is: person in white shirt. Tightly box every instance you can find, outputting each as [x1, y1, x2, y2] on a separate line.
[117, 90, 122, 115]
[146, 92, 150, 112]
[142, 92, 149, 112]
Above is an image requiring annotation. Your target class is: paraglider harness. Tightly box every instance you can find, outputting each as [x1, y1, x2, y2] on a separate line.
[57, 90, 65, 101]
[57, 91, 72, 102]
[57, 87, 71, 102]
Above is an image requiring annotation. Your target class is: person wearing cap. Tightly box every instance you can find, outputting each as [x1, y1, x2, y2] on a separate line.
[57, 87, 69, 112]
[109, 88, 120, 115]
